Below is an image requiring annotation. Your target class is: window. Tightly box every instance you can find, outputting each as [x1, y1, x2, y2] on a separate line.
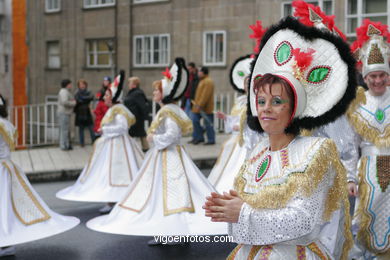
[84, 0, 115, 8]
[45, 0, 60, 13]
[282, 0, 333, 17]
[86, 39, 114, 68]
[47, 41, 60, 69]
[133, 34, 170, 67]
[133, 0, 168, 4]
[346, 0, 389, 37]
[203, 31, 226, 66]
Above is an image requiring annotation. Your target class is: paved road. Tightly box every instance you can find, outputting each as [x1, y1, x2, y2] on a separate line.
[5, 172, 236, 260]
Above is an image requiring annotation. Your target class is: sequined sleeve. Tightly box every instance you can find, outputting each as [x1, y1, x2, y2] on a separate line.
[152, 117, 181, 150]
[229, 173, 330, 245]
[313, 116, 360, 183]
[225, 115, 240, 134]
[102, 114, 128, 138]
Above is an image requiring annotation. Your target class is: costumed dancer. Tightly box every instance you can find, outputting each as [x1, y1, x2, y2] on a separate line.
[208, 54, 261, 193]
[56, 71, 144, 213]
[342, 19, 390, 260]
[0, 95, 79, 257]
[204, 1, 357, 258]
[86, 58, 226, 237]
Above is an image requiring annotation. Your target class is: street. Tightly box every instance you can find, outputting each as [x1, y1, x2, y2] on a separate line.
[5, 176, 235, 260]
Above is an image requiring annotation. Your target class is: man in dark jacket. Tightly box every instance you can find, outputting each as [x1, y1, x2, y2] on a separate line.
[181, 62, 199, 116]
[124, 77, 149, 152]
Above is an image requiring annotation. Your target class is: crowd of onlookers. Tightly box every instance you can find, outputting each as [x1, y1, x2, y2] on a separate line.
[57, 62, 217, 151]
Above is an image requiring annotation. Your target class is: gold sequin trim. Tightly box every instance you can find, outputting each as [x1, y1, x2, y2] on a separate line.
[234, 139, 352, 260]
[226, 244, 242, 260]
[367, 44, 385, 65]
[101, 105, 136, 128]
[0, 122, 16, 151]
[2, 161, 51, 225]
[347, 87, 390, 148]
[238, 107, 247, 147]
[147, 106, 193, 136]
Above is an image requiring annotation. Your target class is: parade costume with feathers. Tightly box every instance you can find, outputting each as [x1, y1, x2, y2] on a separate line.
[56, 71, 144, 203]
[227, 1, 356, 259]
[0, 105, 79, 247]
[87, 58, 226, 236]
[208, 55, 261, 193]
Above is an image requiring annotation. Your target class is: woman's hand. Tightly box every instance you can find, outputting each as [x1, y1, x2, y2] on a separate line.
[232, 125, 240, 131]
[216, 111, 226, 120]
[347, 182, 358, 197]
[203, 190, 244, 223]
[147, 134, 154, 143]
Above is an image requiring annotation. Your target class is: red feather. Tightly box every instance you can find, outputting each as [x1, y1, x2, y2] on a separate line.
[292, 0, 338, 34]
[162, 67, 172, 80]
[353, 19, 390, 50]
[249, 20, 266, 42]
[292, 48, 315, 71]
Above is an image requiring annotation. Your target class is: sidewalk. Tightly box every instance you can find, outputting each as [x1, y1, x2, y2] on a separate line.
[12, 134, 229, 182]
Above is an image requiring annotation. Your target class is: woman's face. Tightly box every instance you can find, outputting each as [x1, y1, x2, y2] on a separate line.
[104, 90, 113, 107]
[153, 87, 163, 103]
[103, 80, 110, 87]
[256, 83, 293, 135]
[79, 82, 87, 90]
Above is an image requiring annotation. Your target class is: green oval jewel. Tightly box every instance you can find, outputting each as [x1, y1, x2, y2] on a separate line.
[237, 71, 245, 77]
[276, 43, 291, 65]
[256, 155, 271, 182]
[307, 67, 330, 83]
[375, 109, 385, 123]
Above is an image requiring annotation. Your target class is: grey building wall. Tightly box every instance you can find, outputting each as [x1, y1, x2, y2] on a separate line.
[26, 0, 349, 103]
[0, 0, 12, 105]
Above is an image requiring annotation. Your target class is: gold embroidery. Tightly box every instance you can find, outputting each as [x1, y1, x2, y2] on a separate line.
[238, 107, 247, 147]
[0, 122, 16, 151]
[226, 244, 242, 260]
[101, 105, 136, 128]
[356, 157, 390, 255]
[296, 245, 306, 259]
[162, 146, 195, 216]
[248, 245, 262, 260]
[118, 155, 157, 212]
[307, 242, 329, 260]
[3, 161, 51, 225]
[347, 87, 390, 147]
[147, 106, 193, 135]
[234, 139, 352, 260]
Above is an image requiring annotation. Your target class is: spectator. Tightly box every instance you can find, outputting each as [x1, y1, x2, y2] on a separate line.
[181, 62, 199, 116]
[93, 97, 109, 138]
[58, 79, 76, 150]
[74, 79, 95, 147]
[191, 67, 215, 145]
[124, 77, 149, 152]
[96, 76, 111, 101]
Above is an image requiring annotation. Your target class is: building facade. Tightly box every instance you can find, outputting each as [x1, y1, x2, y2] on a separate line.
[0, 0, 12, 104]
[26, 0, 390, 104]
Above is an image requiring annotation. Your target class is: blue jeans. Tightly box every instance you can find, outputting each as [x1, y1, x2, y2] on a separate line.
[184, 99, 193, 118]
[192, 113, 215, 143]
[79, 125, 95, 146]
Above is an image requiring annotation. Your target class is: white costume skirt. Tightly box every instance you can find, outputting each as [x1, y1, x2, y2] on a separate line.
[0, 160, 79, 247]
[208, 134, 247, 193]
[56, 135, 143, 203]
[86, 145, 227, 236]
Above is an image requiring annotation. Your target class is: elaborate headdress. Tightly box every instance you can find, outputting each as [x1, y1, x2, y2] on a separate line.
[247, 0, 357, 133]
[110, 70, 125, 103]
[161, 57, 189, 104]
[351, 19, 390, 77]
[230, 55, 254, 93]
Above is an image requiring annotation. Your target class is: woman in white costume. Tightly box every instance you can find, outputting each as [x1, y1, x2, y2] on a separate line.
[208, 55, 261, 193]
[87, 58, 226, 236]
[56, 71, 144, 207]
[0, 96, 79, 257]
[204, 2, 358, 259]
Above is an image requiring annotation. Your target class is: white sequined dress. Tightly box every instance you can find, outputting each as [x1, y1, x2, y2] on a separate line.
[86, 104, 227, 235]
[0, 117, 79, 247]
[227, 136, 352, 260]
[56, 104, 144, 203]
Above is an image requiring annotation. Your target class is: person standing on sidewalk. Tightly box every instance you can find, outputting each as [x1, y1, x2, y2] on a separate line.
[124, 77, 149, 152]
[74, 79, 95, 147]
[191, 67, 215, 145]
[181, 62, 199, 117]
[58, 79, 76, 150]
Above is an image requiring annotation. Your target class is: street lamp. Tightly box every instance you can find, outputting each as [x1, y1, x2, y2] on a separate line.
[105, 39, 115, 78]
